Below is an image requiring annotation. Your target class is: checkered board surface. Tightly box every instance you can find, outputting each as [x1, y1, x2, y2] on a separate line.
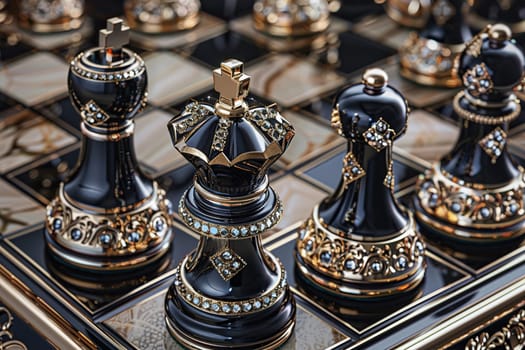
[0, 1, 525, 349]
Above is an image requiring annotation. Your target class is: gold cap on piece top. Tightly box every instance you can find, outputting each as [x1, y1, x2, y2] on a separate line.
[489, 23, 512, 43]
[253, 0, 330, 37]
[363, 68, 388, 90]
[16, 0, 85, 33]
[213, 59, 250, 118]
[124, 0, 200, 33]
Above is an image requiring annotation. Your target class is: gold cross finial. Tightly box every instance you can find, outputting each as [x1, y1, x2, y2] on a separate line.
[213, 59, 250, 117]
[99, 18, 129, 64]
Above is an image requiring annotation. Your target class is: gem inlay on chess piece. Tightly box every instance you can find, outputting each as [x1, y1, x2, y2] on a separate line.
[399, 0, 472, 87]
[15, 0, 85, 33]
[296, 68, 427, 298]
[253, 0, 330, 37]
[124, 0, 200, 33]
[45, 18, 173, 271]
[415, 24, 525, 244]
[165, 59, 296, 349]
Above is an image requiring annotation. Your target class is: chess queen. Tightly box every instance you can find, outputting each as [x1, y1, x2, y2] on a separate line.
[296, 68, 427, 299]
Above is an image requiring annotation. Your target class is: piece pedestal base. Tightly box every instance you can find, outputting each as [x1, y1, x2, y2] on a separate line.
[415, 164, 525, 246]
[295, 207, 427, 299]
[165, 266, 296, 350]
[45, 182, 173, 272]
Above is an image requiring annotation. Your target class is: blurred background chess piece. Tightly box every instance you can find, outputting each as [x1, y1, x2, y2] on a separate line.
[14, 0, 85, 33]
[124, 0, 200, 33]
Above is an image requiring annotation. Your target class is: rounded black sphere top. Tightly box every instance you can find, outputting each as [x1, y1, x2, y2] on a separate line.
[457, 24, 524, 102]
[68, 18, 147, 126]
[332, 68, 408, 142]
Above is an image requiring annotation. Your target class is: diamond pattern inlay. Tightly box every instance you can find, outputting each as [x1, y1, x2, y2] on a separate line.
[363, 117, 396, 152]
[479, 127, 507, 163]
[210, 248, 247, 281]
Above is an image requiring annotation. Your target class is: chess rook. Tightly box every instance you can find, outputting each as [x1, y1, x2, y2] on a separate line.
[399, 0, 471, 87]
[165, 59, 296, 349]
[45, 18, 173, 271]
[296, 68, 427, 299]
[415, 24, 525, 245]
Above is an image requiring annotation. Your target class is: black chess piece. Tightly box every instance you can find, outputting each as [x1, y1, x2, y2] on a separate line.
[415, 24, 525, 245]
[45, 18, 173, 271]
[468, 0, 525, 34]
[164, 59, 296, 349]
[399, 0, 472, 87]
[295, 68, 427, 299]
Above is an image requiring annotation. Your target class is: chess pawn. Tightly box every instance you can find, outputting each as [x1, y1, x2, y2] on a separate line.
[415, 24, 525, 245]
[45, 18, 173, 271]
[468, 0, 525, 34]
[15, 0, 85, 33]
[399, 0, 471, 87]
[165, 59, 296, 349]
[384, 0, 433, 29]
[296, 68, 427, 299]
[124, 0, 200, 33]
[253, 0, 330, 37]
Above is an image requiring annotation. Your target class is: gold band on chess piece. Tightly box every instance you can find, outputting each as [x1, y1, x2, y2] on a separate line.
[415, 164, 525, 241]
[453, 91, 522, 125]
[45, 182, 173, 270]
[399, 32, 464, 88]
[296, 205, 426, 298]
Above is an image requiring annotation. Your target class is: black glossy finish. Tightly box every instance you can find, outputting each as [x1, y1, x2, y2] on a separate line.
[420, 0, 471, 45]
[441, 28, 525, 183]
[63, 44, 154, 208]
[65, 134, 153, 208]
[319, 80, 410, 237]
[165, 288, 295, 348]
[165, 71, 296, 347]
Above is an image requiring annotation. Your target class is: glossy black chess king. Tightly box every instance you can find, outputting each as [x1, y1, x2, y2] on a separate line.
[165, 59, 296, 349]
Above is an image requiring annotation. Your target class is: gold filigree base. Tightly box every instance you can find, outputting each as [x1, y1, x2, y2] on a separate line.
[415, 164, 525, 243]
[399, 33, 463, 88]
[166, 314, 295, 350]
[295, 206, 427, 299]
[45, 182, 173, 271]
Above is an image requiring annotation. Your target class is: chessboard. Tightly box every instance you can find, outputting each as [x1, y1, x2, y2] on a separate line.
[0, 1, 525, 349]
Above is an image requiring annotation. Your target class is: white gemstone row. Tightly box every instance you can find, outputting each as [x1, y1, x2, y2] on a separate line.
[174, 262, 288, 316]
[70, 56, 145, 82]
[178, 194, 283, 239]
